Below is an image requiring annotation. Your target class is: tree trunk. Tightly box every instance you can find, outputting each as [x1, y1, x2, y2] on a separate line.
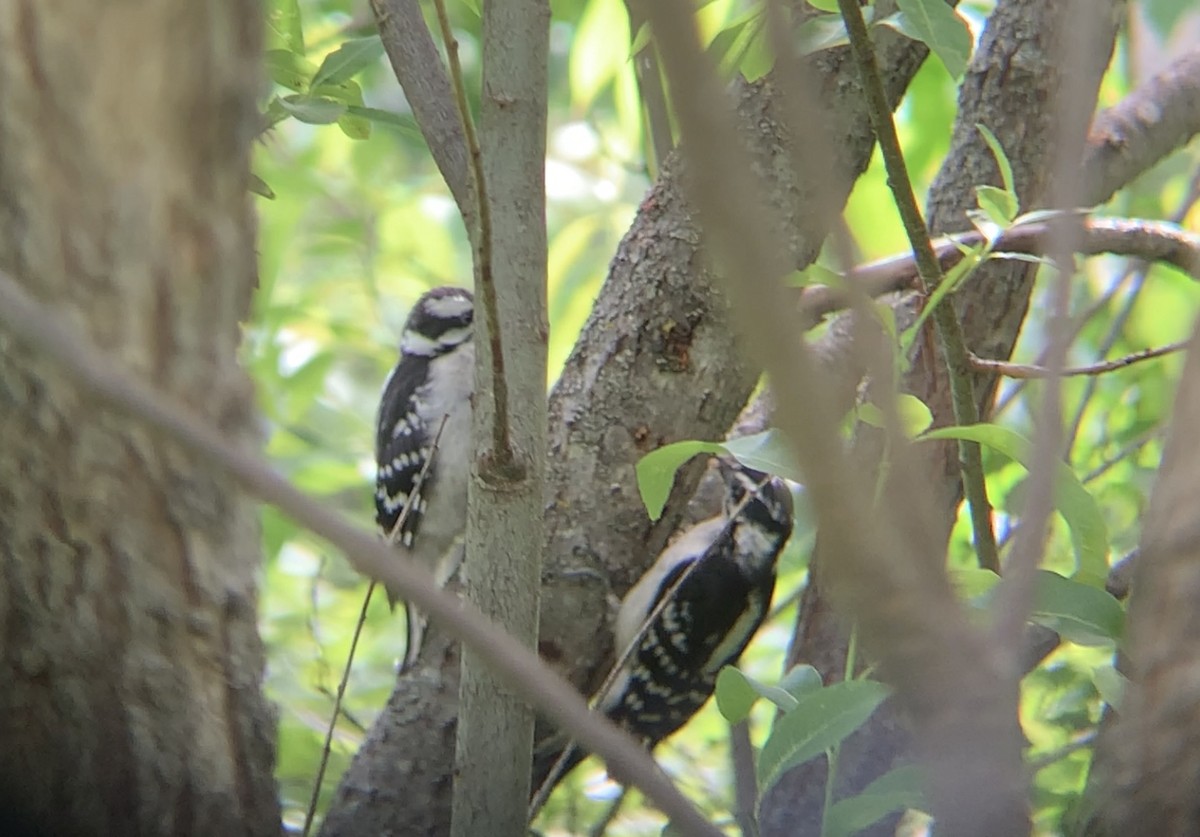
[0, 2, 278, 835]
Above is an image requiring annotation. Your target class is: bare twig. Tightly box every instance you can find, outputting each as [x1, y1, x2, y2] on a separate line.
[428, 0, 513, 467]
[0, 268, 723, 837]
[302, 581, 377, 837]
[302, 414, 451, 836]
[802, 216, 1200, 322]
[969, 340, 1187, 379]
[835, 0, 998, 574]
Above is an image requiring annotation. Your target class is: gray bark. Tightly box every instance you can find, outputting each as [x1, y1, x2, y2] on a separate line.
[0, 1, 278, 835]
[452, 0, 550, 832]
[322, 17, 937, 834]
[762, 2, 1120, 834]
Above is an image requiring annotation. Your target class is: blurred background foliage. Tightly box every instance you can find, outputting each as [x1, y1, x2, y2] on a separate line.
[251, 0, 1200, 832]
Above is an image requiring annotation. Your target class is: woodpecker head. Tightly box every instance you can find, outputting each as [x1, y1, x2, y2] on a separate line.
[717, 458, 794, 571]
[400, 286, 475, 358]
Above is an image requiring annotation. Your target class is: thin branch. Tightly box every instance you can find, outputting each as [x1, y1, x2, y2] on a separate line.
[429, 0, 513, 467]
[969, 340, 1188, 379]
[796, 217, 1200, 324]
[302, 580, 377, 837]
[835, 0, 998, 574]
[368, 0, 472, 214]
[0, 268, 722, 837]
[1065, 170, 1200, 460]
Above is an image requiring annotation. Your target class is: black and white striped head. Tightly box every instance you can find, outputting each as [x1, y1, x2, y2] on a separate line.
[400, 286, 474, 358]
[718, 458, 794, 564]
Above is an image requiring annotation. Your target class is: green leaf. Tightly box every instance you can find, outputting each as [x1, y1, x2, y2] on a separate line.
[950, 567, 1001, 602]
[894, 0, 972, 78]
[780, 664, 824, 696]
[807, 0, 840, 10]
[857, 395, 933, 438]
[312, 37, 385, 88]
[278, 94, 347, 125]
[797, 13, 851, 54]
[249, 172, 276, 200]
[722, 429, 804, 483]
[977, 124, 1015, 196]
[1091, 664, 1128, 710]
[825, 765, 926, 837]
[265, 0, 305, 54]
[1032, 571, 1125, 646]
[265, 49, 317, 92]
[976, 185, 1018, 227]
[716, 666, 764, 723]
[920, 424, 1109, 580]
[636, 441, 727, 520]
[758, 680, 890, 795]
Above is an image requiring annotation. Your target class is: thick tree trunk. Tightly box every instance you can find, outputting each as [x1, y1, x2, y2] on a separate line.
[0, 2, 277, 835]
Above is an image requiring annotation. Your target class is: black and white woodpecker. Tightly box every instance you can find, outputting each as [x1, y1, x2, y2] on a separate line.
[532, 459, 794, 792]
[374, 286, 474, 670]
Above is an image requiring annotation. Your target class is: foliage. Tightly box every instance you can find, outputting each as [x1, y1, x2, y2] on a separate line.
[251, 0, 1200, 833]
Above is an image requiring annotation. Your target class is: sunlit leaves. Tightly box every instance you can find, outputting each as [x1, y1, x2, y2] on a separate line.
[757, 680, 891, 796]
[825, 766, 926, 837]
[922, 424, 1110, 580]
[889, 0, 973, 78]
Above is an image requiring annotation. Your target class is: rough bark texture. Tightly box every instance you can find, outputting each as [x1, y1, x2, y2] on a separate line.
[763, 2, 1120, 834]
[0, 2, 277, 836]
[1086, 316, 1200, 834]
[322, 17, 935, 835]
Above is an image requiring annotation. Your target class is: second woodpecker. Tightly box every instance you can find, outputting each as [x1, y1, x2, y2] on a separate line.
[375, 286, 475, 670]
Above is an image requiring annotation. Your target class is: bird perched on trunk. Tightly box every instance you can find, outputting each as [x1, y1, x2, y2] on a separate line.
[531, 458, 793, 797]
[374, 286, 474, 670]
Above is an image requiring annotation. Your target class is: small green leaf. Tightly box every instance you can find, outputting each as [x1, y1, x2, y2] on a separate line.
[1091, 664, 1128, 710]
[265, 0, 305, 54]
[976, 185, 1019, 227]
[807, 0, 840, 11]
[758, 680, 890, 795]
[716, 667, 762, 723]
[1032, 570, 1125, 646]
[636, 441, 727, 520]
[249, 173, 276, 200]
[797, 13, 851, 54]
[787, 263, 843, 287]
[278, 94, 347, 125]
[894, 0, 972, 78]
[722, 429, 804, 483]
[920, 424, 1109, 580]
[312, 37, 385, 89]
[265, 49, 317, 92]
[856, 395, 932, 438]
[780, 664, 823, 696]
[825, 765, 926, 837]
[977, 124, 1016, 196]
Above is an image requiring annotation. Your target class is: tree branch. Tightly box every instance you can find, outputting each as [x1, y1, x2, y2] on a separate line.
[1083, 47, 1200, 206]
[970, 340, 1188, 379]
[369, 0, 472, 216]
[836, 0, 999, 574]
[0, 269, 721, 837]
